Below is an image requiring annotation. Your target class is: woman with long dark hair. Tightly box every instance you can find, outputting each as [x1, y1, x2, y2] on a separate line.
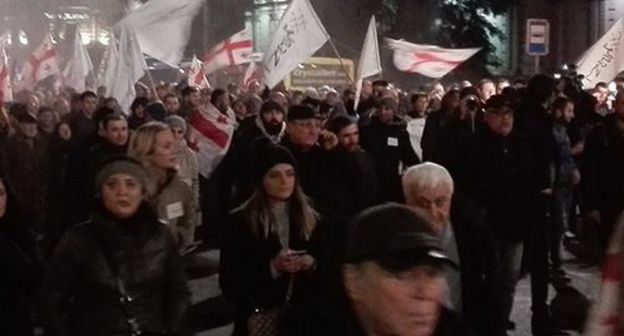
[41, 157, 189, 336]
[219, 142, 322, 336]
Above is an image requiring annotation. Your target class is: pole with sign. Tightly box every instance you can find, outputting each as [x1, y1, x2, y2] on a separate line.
[526, 19, 550, 74]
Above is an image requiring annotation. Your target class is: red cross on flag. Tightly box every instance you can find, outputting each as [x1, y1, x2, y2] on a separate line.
[386, 38, 480, 79]
[187, 102, 237, 178]
[202, 29, 253, 74]
[22, 33, 61, 88]
[188, 55, 211, 89]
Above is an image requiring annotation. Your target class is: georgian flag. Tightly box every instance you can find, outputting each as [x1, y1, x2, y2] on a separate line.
[386, 38, 480, 78]
[188, 55, 211, 89]
[21, 33, 61, 87]
[187, 102, 237, 178]
[202, 29, 253, 74]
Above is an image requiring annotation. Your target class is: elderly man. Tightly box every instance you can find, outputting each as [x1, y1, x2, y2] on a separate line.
[282, 203, 476, 336]
[403, 162, 462, 311]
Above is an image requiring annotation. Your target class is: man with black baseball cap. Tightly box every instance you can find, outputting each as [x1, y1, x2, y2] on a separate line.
[455, 94, 534, 335]
[281, 203, 476, 336]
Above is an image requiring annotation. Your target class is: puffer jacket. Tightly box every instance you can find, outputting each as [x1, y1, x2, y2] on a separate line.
[41, 205, 189, 336]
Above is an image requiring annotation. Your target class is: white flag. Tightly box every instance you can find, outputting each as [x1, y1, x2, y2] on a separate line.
[262, 0, 329, 89]
[202, 29, 253, 74]
[122, 0, 202, 67]
[354, 16, 382, 111]
[63, 32, 94, 92]
[386, 38, 480, 78]
[104, 23, 147, 113]
[187, 103, 237, 178]
[0, 42, 12, 102]
[96, 33, 120, 95]
[576, 18, 624, 88]
[21, 33, 61, 88]
[188, 55, 211, 89]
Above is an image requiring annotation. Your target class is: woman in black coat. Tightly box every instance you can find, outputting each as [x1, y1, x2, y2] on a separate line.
[0, 174, 43, 336]
[41, 157, 189, 336]
[219, 142, 323, 336]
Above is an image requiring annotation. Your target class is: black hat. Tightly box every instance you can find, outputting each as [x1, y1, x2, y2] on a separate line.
[146, 102, 167, 121]
[287, 104, 321, 122]
[484, 95, 515, 113]
[253, 140, 297, 184]
[344, 203, 457, 271]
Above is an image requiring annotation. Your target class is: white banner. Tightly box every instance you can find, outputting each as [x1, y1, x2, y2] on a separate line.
[262, 0, 329, 89]
[355, 15, 382, 111]
[387, 38, 480, 78]
[122, 0, 202, 67]
[577, 18, 624, 88]
[104, 23, 147, 114]
[63, 32, 94, 92]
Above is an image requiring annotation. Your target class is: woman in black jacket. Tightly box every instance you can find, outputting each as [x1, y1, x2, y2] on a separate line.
[219, 142, 323, 336]
[0, 174, 43, 336]
[41, 157, 189, 336]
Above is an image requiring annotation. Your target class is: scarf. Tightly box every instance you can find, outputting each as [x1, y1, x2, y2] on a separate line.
[255, 116, 286, 143]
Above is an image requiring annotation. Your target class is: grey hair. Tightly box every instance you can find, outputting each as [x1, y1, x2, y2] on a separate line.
[402, 162, 454, 199]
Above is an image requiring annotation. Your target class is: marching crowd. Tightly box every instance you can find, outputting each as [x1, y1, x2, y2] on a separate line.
[1, 72, 624, 336]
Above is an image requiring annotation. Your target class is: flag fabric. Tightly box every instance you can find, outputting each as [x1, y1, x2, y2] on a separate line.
[0, 42, 12, 102]
[576, 18, 624, 88]
[354, 15, 382, 111]
[102, 23, 147, 114]
[96, 32, 120, 94]
[121, 0, 203, 67]
[21, 33, 61, 88]
[202, 29, 253, 74]
[262, 0, 329, 89]
[63, 31, 94, 92]
[242, 60, 262, 92]
[585, 214, 624, 335]
[187, 103, 237, 178]
[188, 55, 211, 89]
[386, 38, 480, 78]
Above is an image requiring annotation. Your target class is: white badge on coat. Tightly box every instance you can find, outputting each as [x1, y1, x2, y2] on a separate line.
[387, 137, 399, 147]
[166, 202, 185, 220]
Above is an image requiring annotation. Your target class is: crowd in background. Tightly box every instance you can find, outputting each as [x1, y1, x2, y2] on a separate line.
[1, 71, 624, 336]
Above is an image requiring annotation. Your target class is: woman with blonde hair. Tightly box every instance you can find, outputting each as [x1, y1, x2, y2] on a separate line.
[128, 121, 198, 253]
[219, 140, 322, 336]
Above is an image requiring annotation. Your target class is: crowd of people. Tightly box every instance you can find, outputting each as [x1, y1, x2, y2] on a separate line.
[1, 72, 624, 336]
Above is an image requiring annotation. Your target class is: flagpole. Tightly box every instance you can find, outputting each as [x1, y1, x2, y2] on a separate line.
[144, 63, 159, 100]
[326, 37, 354, 86]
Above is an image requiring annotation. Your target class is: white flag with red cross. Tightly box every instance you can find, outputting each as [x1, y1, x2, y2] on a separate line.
[188, 55, 211, 89]
[0, 41, 12, 102]
[21, 33, 61, 88]
[187, 102, 237, 178]
[202, 29, 253, 74]
[386, 38, 480, 78]
[242, 60, 262, 92]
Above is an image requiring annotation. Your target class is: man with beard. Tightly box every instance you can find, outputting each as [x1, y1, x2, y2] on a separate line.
[178, 86, 201, 119]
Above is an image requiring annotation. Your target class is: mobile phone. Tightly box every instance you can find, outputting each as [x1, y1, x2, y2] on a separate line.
[289, 250, 307, 256]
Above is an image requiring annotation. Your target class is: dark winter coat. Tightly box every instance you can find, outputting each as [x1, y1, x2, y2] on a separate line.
[457, 128, 534, 242]
[219, 209, 323, 336]
[360, 116, 420, 202]
[583, 114, 624, 217]
[41, 205, 189, 336]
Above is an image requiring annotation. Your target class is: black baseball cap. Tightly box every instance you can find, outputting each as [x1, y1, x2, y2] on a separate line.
[484, 95, 515, 114]
[343, 203, 457, 272]
[287, 104, 321, 122]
